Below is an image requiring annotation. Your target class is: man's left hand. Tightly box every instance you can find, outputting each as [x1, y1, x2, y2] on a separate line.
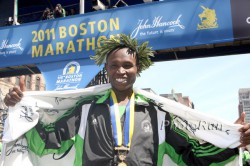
[235, 112, 250, 147]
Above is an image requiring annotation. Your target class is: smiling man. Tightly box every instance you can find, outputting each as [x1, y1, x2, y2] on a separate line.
[105, 47, 138, 102]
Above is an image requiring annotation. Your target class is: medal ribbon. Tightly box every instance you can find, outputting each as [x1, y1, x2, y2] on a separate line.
[110, 90, 135, 147]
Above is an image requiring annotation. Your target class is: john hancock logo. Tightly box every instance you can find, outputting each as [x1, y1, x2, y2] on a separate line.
[55, 61, 83, 90]
[197, 6, 218, 30]
[0, 38, 24, 56]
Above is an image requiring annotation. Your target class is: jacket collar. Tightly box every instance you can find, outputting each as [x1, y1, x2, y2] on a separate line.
[96, 89, 149, 106]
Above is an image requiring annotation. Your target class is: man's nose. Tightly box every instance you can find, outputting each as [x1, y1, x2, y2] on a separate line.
[117, 67, 125, 74]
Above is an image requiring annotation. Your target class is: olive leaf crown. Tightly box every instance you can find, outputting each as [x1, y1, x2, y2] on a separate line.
[90, 34, 154, 74]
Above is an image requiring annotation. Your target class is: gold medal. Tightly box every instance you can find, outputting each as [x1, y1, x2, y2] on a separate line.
[115, 146, 128, 166]
[118, 153, 126, 161]
[118, 161, 127, 166]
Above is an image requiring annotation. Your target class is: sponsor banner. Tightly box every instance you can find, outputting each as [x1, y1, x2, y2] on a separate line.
[0, 0, 233, 68]
[37, 59, 103, 90]
[230, 0, 250, 39]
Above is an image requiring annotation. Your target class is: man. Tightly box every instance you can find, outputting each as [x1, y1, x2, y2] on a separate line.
[53, 4, 66, 18]
[41, 7, 54, 20]
[3, 34, 250, 165]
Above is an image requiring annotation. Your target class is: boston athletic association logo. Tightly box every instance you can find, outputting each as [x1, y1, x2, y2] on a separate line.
[63, 61, 80, 75]
[55, 61, 83, 90]
[197, 6, 218, 30]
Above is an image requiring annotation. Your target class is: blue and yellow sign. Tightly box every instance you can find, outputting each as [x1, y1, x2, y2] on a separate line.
[0, 0, 234, 68]
[37, 59, 103, 90]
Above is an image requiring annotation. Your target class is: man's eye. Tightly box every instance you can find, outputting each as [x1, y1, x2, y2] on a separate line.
[110, 64, 118, 69]
[123, 64, 133, 69]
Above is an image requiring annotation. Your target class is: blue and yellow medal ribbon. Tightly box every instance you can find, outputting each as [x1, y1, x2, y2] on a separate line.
[110, 90, 135, 147]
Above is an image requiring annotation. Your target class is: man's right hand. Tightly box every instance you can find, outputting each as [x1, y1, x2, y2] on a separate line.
[4, 75, 26, 107]
[4, 87, 23, 107]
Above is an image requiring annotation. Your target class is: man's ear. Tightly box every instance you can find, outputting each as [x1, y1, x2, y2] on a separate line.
[136, 65, 140, 73]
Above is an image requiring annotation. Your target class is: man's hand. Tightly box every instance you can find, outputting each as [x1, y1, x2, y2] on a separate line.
[235, 112, 250, 147]
[4, 87, 23, 107]
[4, 75, 25, 107]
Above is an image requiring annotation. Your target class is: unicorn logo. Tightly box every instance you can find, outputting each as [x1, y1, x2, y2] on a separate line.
[197, 6, 218, 30]
[67, 65, 76, 74]
[63, 61, 80, 75]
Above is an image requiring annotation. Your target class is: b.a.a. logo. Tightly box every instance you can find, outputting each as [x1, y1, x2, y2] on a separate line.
[63, 61, 80, 75]
[55, 61, 83, 90]
[197, 6, 218, 30]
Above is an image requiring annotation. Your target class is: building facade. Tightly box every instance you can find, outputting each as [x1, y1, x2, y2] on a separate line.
[238, 88, 250, 123]
[160, 89, 195, 109]
[143, 88, 195, 109]
[0, 74, 46, 95]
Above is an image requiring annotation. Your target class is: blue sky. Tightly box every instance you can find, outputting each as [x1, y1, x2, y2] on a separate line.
[135, 53, 250, 122]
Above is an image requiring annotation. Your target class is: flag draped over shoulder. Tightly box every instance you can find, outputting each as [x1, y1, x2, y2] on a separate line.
[0, 84, 243, 166]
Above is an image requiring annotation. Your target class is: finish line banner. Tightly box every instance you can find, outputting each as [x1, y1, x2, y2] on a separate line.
[0, 0, 235, 68]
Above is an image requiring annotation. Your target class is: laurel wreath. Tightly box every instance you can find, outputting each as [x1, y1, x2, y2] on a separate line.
[91, 34, 154, 74]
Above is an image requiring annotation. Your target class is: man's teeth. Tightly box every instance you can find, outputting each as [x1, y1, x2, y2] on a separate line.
[116, 78, 127, 82]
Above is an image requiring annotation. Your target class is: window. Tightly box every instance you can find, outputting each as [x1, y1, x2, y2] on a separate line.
[16, 76, 20, 86]
[241, 92, 249, 99]
[243, 100, 250, 107]
[26, 75, 32, 90]
[35, 76, 40, 91]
